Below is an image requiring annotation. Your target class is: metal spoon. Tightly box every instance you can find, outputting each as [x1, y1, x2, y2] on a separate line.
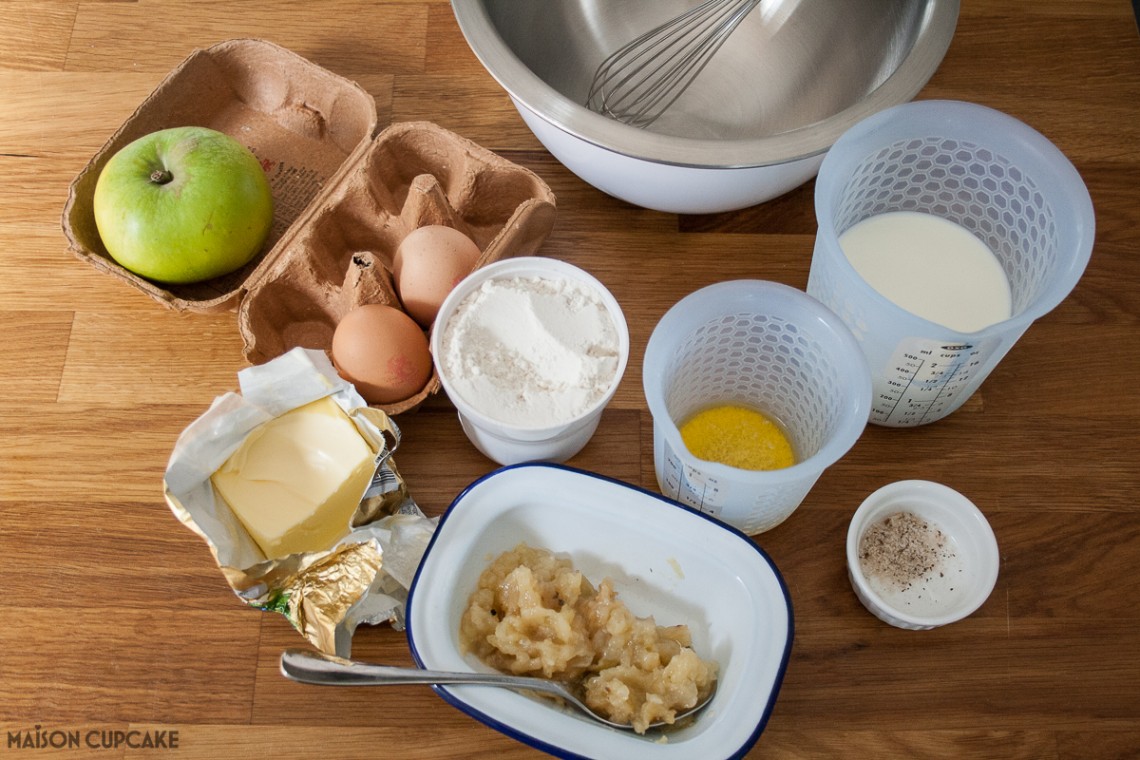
[280, 648, 715, 731]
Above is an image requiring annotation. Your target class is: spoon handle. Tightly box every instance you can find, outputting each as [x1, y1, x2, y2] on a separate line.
[279, 648, 569, 698]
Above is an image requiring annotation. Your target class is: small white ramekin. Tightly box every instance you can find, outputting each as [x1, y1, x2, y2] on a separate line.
[846, 480, 999, 630]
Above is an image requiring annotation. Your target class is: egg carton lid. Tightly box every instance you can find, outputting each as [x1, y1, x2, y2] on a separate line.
[62, 38, 380, 313]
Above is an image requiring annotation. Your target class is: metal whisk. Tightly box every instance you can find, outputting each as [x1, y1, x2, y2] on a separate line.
[586, 0, 762, 128]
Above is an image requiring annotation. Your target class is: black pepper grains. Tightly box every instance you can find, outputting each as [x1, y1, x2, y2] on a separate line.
[858, 511, 956, 593]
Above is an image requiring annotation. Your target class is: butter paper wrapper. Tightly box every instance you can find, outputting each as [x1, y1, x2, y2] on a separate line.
[164, 347, 436, 656]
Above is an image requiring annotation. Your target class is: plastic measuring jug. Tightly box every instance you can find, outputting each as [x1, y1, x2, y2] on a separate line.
[642, 280, 871, 535]
[807, 100, 1095, 427]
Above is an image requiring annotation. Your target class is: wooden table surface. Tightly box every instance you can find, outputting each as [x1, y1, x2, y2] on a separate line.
[3, 2, 1139, 758]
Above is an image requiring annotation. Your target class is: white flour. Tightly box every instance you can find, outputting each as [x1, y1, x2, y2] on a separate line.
[439, 274, 620, 428]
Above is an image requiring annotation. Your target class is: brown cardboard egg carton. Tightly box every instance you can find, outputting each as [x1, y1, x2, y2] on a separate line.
[61, 38, 557, 414]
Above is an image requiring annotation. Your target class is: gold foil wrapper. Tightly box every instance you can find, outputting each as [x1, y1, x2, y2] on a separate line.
[164, 347, 436, 656]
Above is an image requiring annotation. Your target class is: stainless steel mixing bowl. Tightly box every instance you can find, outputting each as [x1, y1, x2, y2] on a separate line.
[451, 0, 960, 214]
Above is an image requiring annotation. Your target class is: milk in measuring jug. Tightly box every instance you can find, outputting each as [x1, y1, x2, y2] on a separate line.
[839, 211, 1012, 333]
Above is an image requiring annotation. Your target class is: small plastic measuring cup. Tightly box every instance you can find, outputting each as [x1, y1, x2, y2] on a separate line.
[807, 100, 1095, 427]
[642, 280, 871, 535]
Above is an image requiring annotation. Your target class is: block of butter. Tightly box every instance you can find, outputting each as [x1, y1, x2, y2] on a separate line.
[211, 395, 377, 560]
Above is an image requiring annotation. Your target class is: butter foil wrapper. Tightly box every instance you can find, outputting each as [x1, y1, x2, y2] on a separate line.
[163, 347, 436, 657]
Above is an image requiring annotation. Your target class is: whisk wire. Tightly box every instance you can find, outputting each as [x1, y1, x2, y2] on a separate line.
[587, 0, 762, 128]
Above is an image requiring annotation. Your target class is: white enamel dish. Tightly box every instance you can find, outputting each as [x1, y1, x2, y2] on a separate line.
[405, 463, 793, 759]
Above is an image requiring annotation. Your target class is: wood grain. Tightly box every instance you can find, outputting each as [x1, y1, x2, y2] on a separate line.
[2, 2, 1139, 758]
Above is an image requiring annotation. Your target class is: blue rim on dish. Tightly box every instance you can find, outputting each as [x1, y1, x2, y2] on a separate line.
[408, 460, 793, 756]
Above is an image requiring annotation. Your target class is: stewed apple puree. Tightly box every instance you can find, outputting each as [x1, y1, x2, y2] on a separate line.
[459, 543, 717, 734]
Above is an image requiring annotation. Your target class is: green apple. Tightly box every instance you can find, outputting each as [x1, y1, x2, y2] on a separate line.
[93, 126, 274, 285]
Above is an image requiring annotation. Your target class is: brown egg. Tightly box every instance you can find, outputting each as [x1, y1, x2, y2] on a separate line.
[393, 225, 481, 328]
[330, 304, 433, 405]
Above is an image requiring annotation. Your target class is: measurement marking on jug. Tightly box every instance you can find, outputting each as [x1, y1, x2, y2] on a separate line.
[678, 463, 714, 515]
[662, 439, 722, 517]
[693, 477, 710, 514]
[874, 339, 991, 426]
[919, 359, 965, 425]
[881, 353, 925, 422]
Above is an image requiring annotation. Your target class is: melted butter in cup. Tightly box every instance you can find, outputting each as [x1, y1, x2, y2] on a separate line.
[679, 404, 796, 471]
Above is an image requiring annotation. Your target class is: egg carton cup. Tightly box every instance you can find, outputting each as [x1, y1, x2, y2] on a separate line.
[238, 120, 557, 414]
[61, 38, 557, 415]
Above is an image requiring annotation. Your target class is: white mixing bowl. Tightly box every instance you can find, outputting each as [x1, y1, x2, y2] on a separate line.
[451, 0, 960, 213]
